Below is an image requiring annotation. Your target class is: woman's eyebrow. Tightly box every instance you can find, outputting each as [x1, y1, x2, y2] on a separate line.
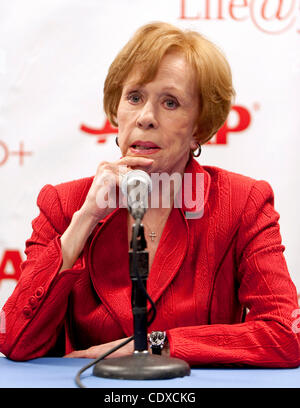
[159, 86, 193, 103]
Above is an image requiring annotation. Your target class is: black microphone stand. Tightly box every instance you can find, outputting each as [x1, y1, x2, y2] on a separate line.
[93, 214, 190, 380]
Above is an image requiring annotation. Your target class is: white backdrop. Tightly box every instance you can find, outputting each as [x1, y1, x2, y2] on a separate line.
[0, 0, 300, 311]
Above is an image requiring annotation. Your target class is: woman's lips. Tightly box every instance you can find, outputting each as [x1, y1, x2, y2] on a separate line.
[130, 140, 161, 155]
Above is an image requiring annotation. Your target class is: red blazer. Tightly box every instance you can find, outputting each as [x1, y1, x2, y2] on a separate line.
[1, 159, 300, 366]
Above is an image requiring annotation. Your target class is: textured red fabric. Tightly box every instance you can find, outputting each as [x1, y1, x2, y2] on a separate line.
[0, 158, 299, 367]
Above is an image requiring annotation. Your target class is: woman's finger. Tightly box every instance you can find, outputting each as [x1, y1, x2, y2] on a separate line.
[117, 156, 154, 168]
[64, 349, 87, 358]
[63, 338, 134, 359]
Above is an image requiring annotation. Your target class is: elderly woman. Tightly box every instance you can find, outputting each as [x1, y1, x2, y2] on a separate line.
[1, 22, 299, 367]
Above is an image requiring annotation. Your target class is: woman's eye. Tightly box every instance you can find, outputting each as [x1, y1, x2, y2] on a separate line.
[163, 98, 179, 109]
[127, 93, 141, 104]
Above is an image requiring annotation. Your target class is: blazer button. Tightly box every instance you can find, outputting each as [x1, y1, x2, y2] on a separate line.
[28, 296, 38, 308]
[35, 287, 44, 299]
[23, 306, 32, 318]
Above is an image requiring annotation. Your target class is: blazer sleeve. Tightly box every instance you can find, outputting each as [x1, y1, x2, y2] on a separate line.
[0, 184, 85, 361]
[167, 180, 300, 367]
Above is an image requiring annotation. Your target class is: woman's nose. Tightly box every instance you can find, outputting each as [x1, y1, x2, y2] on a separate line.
[136, 102, 158, 130]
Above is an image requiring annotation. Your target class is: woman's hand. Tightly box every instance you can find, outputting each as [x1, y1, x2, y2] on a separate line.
[63, 337, 134, 359]
[63, 337, 171, 359]
[58, 156, 153, 274]
[79, 156, 154, 223]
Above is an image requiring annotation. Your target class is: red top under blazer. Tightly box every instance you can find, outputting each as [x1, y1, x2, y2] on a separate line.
[1, 158, 300, 366]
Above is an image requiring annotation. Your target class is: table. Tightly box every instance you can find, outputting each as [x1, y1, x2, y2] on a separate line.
[0, 357, 300, 388]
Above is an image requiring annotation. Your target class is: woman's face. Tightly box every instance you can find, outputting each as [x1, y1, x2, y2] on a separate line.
[116, 52, 199, 175]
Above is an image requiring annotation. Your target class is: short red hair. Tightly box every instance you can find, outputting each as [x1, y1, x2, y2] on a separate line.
[104, 21, 235, 144]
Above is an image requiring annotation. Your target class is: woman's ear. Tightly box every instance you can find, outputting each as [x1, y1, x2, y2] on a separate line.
[190, 123, 199, 148]
[190, 137, 199, 151]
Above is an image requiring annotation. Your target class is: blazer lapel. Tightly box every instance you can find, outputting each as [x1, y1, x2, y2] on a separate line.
[179, 157, 211, 217]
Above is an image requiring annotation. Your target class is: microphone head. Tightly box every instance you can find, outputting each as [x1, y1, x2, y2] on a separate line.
[121, 170, 152, 196]
[121, 170, 152, 220]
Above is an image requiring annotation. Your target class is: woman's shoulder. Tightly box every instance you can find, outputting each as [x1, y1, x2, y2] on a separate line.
[199, 165, 278, 241]
[36, 176, 94, 222]
[202, 164, 275, 215]
[53, 176, 94, 196]
[203, 164, 273, 195]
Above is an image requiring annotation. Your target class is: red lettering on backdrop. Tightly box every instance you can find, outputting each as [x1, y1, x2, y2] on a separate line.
[261, 0, 295, 21]
[229, 0, 248, 21]
[180, 0, 225, 20]
[209, 106, 251, 145]
[179, 0, 298, 35]
[0, 250, 22, 283]
[180, 0, 199, 19]
[0, 141, 33, 166]
[0, 141, 9, 166]
[80, 120, 117, 143]
[249, 0, 297, 35]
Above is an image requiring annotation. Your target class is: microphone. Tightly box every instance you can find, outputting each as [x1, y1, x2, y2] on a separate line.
[121, 170, 152, 220]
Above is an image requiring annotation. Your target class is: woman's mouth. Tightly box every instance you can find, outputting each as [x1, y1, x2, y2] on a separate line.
[130, 141, 161, 155]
